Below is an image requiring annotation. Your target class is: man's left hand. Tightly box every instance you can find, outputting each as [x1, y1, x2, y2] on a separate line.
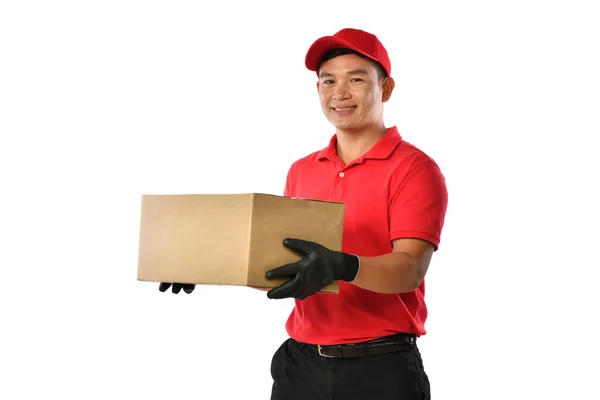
[264, 238, 359, 300]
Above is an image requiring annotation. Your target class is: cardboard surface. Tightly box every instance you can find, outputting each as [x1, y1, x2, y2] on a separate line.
[137, 193, 344, 293]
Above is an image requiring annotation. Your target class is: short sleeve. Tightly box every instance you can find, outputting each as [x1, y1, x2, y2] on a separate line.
[389, 161, 448, 250]
[283, 164, 294, 197]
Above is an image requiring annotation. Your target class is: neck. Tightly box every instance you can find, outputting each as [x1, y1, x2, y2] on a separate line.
[335, 123, 387, 165]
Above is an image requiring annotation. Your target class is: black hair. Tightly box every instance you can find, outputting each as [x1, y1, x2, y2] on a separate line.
[317, 48, 388, 80]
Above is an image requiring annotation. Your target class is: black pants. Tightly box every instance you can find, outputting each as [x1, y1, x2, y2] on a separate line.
[270, 336, 431, 400]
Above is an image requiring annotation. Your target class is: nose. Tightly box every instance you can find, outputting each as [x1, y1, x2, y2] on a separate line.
[332, 81, 350, 101]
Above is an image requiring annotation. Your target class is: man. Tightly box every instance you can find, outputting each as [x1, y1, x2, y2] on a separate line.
[160, 28, 448, 400]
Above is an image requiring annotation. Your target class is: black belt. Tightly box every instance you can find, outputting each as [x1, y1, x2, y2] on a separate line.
[300, 333, 416, 359]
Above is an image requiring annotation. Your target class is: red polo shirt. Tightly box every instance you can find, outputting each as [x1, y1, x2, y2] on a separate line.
[282, 126, 448, 345]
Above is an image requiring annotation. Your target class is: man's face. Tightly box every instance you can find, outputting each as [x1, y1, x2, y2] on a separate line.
[317, 54, 392, 133]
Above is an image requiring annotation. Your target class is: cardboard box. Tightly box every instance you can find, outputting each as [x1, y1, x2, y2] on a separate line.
[136, 193, 344, 293]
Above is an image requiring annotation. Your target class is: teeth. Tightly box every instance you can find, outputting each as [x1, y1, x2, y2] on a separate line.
[335, 107, 355, 111]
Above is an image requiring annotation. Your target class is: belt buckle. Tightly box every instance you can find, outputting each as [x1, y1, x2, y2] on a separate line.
[317, 344, 337, 358]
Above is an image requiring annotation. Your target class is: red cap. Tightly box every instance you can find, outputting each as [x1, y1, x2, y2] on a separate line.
[305, 28, 391, 76]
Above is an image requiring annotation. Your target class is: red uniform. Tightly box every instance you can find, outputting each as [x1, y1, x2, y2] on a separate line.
[282, 126, 448, 345]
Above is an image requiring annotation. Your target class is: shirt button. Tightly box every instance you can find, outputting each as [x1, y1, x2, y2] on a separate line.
[339, 172, 345, 177]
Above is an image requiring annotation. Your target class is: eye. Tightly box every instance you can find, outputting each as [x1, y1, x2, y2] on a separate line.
[351, 78, 363, 82]
[323, 79, 334, 84]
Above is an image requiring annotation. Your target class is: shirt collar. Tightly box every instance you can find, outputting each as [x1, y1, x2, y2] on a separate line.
[317, 126, 403, 162]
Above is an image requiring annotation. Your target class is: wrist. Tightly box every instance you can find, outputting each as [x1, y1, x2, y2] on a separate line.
[339, 252, 360, 282]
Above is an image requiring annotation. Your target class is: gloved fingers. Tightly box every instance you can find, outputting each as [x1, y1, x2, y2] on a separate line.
[172, 283, 183, 294]
[182, 284, 195, 294]
[267, 275, 302, 299]
[265, 262, 300, 280]
[160, 282, 195, 294]
[159, 282, 172, 292]
[282, 238, 316, 255]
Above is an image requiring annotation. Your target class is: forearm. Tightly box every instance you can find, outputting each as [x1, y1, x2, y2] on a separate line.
[350, 252, 424, 294]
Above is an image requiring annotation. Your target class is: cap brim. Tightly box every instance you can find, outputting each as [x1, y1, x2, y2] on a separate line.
[305, 36, 370, 74]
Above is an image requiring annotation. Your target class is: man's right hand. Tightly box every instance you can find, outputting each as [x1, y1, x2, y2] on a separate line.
[158, 282, 195, 294]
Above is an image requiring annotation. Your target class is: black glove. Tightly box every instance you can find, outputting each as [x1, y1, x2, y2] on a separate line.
[265, 238, 359, 300]
[158, 282, 195, 294]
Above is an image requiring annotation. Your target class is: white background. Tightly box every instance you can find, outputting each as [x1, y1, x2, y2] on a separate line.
[1, 1, 599, 399]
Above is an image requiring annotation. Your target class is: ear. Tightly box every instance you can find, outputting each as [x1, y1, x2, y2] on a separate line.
[316, 80, 320, 93]
[381, 76, 395, 103]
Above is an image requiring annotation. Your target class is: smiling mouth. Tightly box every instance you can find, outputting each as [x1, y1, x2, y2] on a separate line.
[332, 106, 357, 111]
